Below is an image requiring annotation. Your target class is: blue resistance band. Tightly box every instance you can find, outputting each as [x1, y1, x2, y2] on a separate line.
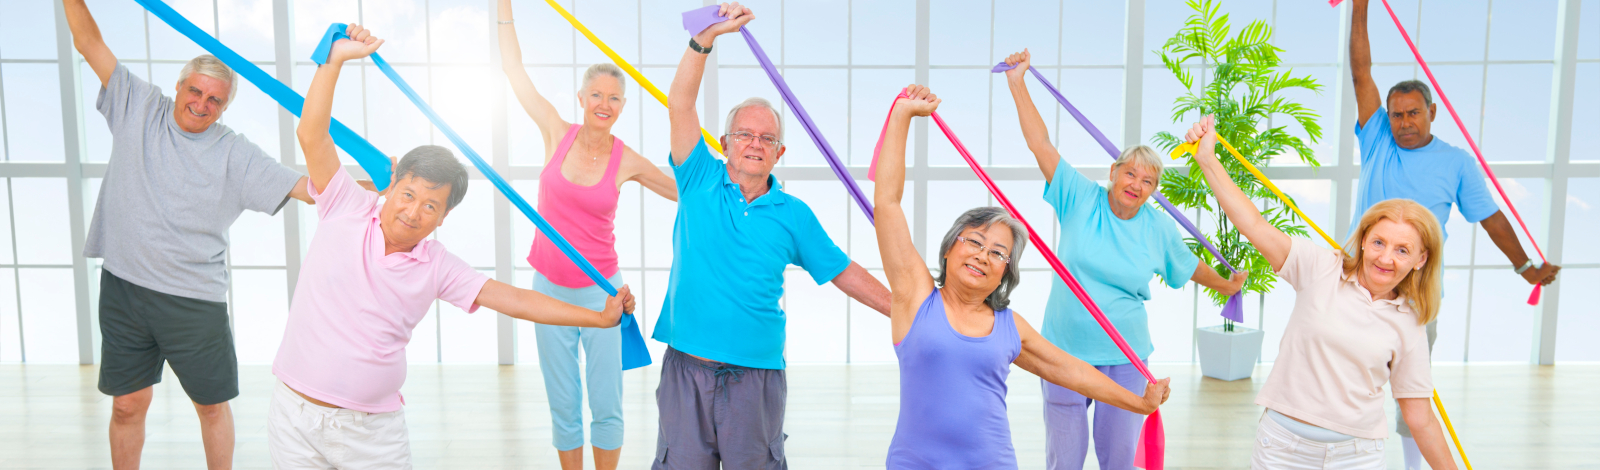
[310, 24, 649, 370]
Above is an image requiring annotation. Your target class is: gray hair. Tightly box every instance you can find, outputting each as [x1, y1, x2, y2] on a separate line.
[724, 97, 784, 141]
[935, 206, 1029, 311]
[392, 145, 469, 211]
[1387, 79, 1434, 107]
[1112, 145, 1164, 184]
[581, 63, 626, 93]
[177, 55, 238, 106]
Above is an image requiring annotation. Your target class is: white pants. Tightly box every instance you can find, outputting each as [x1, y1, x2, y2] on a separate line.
[268, 381, 412, 469]
[1252, 412, 1385, 469]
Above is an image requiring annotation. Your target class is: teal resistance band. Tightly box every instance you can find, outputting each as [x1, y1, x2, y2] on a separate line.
[310, 24, 650, 370]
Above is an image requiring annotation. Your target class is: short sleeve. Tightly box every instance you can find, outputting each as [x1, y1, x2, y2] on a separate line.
[1041, 157, 1100, 223]
[1273, 238, 1344, 292]
[1387, 323, 1435, 399]
[787, 200, 851, 285]
[433, 249, 492, 313]
[1454, 157, 1500, 224]
[1355, 107, 1393, 166]
[1154, 219, 1202, 289]
[230, 138, 304, 215]
[670, 139, 723, 193]
[95, 63, 160, 137]
[307, 166, 378, 221]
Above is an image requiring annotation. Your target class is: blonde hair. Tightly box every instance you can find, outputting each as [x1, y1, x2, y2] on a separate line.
[177, 55, 238, 105]
[1112, 145, 1164, 183]
[581, 63, 626, 93]
[1341, 199, 1444, 325]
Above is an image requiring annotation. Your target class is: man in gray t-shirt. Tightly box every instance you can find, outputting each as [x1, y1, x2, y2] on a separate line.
[67, 2, 311, 468]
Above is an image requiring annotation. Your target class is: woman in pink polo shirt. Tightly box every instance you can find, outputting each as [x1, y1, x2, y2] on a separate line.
[1184, 116, 1458, 470]
[497, 2, 677, 469]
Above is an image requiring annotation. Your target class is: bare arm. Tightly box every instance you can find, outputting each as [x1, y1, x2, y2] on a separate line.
[474, 279, 632, 328]
[1480, 211, 1561, 285]
[1398, 398, 1461, 470]
[497, 0, 570, 161]
[669, 3, 753, 164]
[297, 25, 382, 193]
[1013, 314, 1169, 415]
[1185, 116, 1293, 270]
[831, 262, 890, 317]
[1191, 264, 1248, 297]
[1002, 50, 1060, 181]
[63, 0, 117, 86]
[1350, 0, 1381, 127]
[621, 149, 679, 202]
[874, 86, 940, 344]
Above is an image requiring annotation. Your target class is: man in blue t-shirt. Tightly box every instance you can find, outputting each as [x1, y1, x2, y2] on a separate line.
[1349, 1, 1560, 467]
[652, 4, 891, 468]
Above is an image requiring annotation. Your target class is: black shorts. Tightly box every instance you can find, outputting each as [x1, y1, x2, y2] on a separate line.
[97, 270, 238, 405]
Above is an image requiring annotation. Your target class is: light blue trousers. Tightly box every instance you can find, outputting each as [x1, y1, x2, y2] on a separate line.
[531, 272, 625, 451]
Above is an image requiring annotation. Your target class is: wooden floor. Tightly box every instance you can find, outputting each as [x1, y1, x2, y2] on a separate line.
[1, 363, 1594, 469]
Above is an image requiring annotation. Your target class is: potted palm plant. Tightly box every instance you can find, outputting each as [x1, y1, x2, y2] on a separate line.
[1152, 0, 1324, 381]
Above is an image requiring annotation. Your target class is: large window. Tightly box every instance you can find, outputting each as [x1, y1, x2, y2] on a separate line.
[1, 0, 1592, 365]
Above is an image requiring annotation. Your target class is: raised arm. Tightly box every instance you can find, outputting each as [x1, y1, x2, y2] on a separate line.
[296, 24, 383, 192]
[1185, 116, 1292, 270]
[1350, 0, 1381, 127]
[669, 2, 753, 164]
[475, 280, 632, 329]
[63, 0, 118, 86]
[497, 0, 570, 160]
[1190, 264, 1248, 297]
[875, 85, 940, 343]
[1002, 50, 1061, 181]
[1013, 315, 1169, 415]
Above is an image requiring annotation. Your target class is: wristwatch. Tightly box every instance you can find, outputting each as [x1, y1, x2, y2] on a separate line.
[1514, 259, 1539, 274]
[689, 37, 713, 54]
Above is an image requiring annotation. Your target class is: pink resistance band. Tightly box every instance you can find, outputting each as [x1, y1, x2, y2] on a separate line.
[1332, 0, 1550, 305]
[870, 94, 1165, 470]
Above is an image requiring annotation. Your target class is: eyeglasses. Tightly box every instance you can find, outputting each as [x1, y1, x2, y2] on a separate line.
[726, 131, 782, 150]
[956, 236, 1011, 265]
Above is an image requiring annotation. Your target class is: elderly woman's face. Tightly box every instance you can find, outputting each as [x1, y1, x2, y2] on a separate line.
[579, 74, 625, 132]
[942, 223, 1015, 298]
[1107, 162, 1158, 216]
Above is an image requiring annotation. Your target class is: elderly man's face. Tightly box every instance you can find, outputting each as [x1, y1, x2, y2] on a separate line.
[1386, 90, 1436, 150]
[379, 174, 453, 251]
[172, 73, 230, 134]
[720, 107, 785, 181]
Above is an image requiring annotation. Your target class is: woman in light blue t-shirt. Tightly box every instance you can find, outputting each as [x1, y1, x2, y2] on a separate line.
[1003, 50, 1248, 470]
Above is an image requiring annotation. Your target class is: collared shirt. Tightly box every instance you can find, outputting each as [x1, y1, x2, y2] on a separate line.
[651, 139, 851, 370]
[272, 167, 490, 413]
[1255, 238, 1434, 440]
[1353, 108, 1499, 239]
[1040, 158, 1199, 366]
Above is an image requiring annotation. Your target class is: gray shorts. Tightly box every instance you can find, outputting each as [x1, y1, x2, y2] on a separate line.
[97, 270, 237, 405]
[653, 347, 787, 470]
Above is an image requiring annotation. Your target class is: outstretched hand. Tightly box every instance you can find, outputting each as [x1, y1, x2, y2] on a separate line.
[1003, 49, 1031, 82]
[1140, 377, 1172, 415]
[601, 285, 636, 326]
[697, 3, 754, 40]
[328, 24, 384, 63]
[1184, 115, 1220, 163]
[1223, 271, 1250, 297]
[894, 84, 941, 118]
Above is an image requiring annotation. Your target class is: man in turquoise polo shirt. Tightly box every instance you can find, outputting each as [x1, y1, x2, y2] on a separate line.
[1350, 1, 1559, 468]
[653, 3, 891, 468]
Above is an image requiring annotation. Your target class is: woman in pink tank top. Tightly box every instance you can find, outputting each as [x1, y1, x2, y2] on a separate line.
[499, 2, 677, 469]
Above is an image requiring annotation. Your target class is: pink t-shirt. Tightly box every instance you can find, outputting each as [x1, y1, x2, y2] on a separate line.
[1255, 238, 1433, 440]
[272, 167, 490, 413]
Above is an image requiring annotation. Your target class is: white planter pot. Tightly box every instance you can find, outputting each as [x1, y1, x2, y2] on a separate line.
[1195, 325, 1264, 381]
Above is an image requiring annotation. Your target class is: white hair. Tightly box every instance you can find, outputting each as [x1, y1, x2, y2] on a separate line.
[177, 54, 238, 106]
[581, 63, 626, 93]
[724, 97, 784, 141]
[1113, 145, 1164, 182]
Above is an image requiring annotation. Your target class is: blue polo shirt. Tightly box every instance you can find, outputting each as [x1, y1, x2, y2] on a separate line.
[1040, 159, 1199, 366]
[651, 139, 851, 369]
[1352, 108, 1499, 240]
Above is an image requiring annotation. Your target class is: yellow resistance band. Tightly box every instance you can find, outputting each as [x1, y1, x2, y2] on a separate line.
[1173, 137, 1473, 469]
[543, 0, 723, 155]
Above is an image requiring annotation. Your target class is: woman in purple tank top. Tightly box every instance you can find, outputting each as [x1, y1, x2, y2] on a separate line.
[499, 2, 677, 469]
[873, 86, 1172, 469]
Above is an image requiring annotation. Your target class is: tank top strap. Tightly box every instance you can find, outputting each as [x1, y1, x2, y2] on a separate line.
[547, 124, 582, 168]
[994, 307, 1022, 358]
[600, 135, 624, 190]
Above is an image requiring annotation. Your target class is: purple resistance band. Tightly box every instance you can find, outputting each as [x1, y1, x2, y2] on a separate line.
[993, 63, 1245, 323]
[682, 6, 875, 224]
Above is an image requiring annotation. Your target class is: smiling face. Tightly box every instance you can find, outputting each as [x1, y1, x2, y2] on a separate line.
[578, 74, 625, 132]
[1106, 161, 1158, 217]
[720, 106, 785, 180]
[172, 73, 231, 133]
[1356, 218, 1429, 297]
[941, 222, 1015, 298]
[1386, 90, 1436, 149]
[378, 174, 454, 251]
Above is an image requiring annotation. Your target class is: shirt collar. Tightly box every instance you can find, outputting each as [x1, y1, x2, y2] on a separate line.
[1340, 273, 1411, 313]
[719, 167, 788, 207]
